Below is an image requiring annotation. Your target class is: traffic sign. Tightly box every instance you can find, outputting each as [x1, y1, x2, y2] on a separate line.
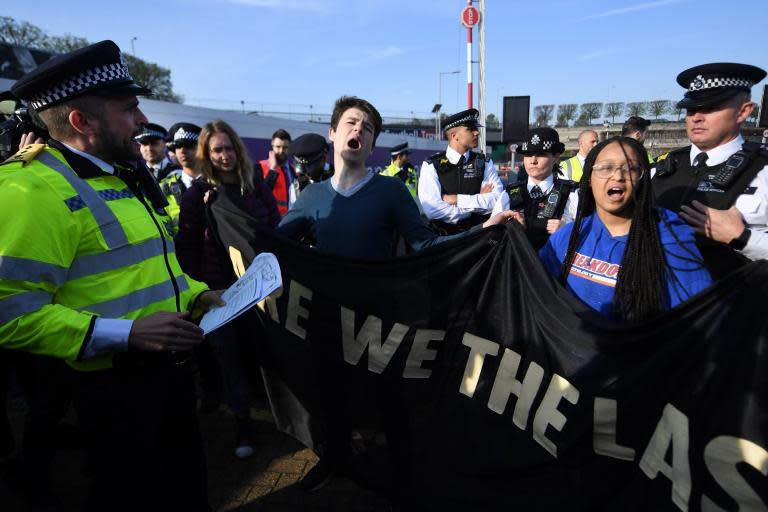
[461, 6, 480, 28]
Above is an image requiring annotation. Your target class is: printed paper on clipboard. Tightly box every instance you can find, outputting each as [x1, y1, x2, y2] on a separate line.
[199, 253, 282, 335]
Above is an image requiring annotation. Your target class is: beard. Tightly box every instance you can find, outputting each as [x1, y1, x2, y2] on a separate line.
[93, 126, 141, 163]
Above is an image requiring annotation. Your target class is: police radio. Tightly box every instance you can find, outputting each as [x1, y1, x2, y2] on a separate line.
[709, 150, 751, 188]
[542, 180, 577, 219]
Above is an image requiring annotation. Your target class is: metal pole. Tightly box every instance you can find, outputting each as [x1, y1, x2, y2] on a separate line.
[466, 0, 473, 109]
[438, 73, 442, 141]
[130, 37, 137, 55]
[478, 0, 486, 152]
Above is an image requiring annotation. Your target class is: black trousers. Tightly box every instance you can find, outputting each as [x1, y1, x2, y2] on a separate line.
[74, 353, 210, 512]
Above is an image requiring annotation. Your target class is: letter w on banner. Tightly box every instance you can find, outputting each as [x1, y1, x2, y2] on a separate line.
[208, 188, 768, 511]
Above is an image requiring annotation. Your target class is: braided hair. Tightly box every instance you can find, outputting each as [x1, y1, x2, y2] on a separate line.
[558, 136, 667, 322]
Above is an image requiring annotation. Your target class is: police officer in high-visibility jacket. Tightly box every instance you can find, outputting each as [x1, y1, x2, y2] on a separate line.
[381, 142, 419, 198]
[159, 122, 203, 234]
[3, 40, 224, 512]
[559, 129, 598, 181]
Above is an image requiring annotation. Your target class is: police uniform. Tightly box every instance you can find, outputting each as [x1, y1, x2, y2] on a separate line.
[159, 122, 202, 234]
[381, 142, 419, 199]
[4, 41, 211, 511]
[418, 108, 502, 233]
[290, 132, 333, 195]
[491, 127, 578, 249]
[653, 62, 768, 279]
[134, 122, 179, 181]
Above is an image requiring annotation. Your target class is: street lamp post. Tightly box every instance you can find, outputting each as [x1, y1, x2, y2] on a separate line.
[130, 36, 137, 55]
[437, 70, 460, 141]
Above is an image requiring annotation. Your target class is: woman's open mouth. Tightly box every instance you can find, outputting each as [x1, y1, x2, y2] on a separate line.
[607, 187, 626, 201]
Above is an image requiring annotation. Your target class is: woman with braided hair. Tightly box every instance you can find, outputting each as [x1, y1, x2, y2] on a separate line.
[539, 136, 712, 322]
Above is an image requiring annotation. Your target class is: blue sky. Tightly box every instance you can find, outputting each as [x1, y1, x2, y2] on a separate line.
[6, 0, 768, 121]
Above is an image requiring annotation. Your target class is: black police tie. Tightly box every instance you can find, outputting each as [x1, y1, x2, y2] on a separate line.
[529, 185, 544, 200]
[694, 152, 708, 169]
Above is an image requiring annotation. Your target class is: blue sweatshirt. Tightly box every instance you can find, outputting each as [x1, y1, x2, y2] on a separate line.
[538, 209, 712, 317]
[277, 174, 467, 260]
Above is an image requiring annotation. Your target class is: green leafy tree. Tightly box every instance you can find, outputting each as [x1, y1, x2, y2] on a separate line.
[0, 17, 182, 103]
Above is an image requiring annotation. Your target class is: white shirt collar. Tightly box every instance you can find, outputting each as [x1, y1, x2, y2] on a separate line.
[149, 157, 172, 171]
[577, 153, 586, 166]
[527, 173, 554, 194]
[690, 135, 744, 167]
[62, 143, 115, 175]
[446, 145, 471, 165]
[180, 172, 196, 188]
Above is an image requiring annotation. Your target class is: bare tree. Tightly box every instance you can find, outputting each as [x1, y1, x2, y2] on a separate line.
[748, 102, 760, 126]
[574, 111, 591, 127]
[533, 105, 555, 127]
[485, 113, 500, 129]
[669, 102, 684, 121]
[626, 102, 648, 118]
[604, 102, 625, 124]
[579, 102, 603, 125]
[648, 100, 671, 120]
[556, 104, 578, 127]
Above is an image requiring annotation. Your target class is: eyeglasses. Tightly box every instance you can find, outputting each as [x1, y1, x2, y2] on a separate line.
[591, 164, 644, 180]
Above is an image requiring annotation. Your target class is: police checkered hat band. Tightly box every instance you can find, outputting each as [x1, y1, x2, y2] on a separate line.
[28, 60, 132, 110]
[442, 108, 482, 132]
[688, 75, 753, 92]
[173, 128, 199, 143]
[134, 124, 167, 141]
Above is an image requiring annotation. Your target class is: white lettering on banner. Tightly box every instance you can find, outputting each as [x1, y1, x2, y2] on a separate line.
[459, 333, 500, 397]
[258, 286, 282, 323]
[701, 436, 768, 511]
[285, 281, 312, 340]
[340, 308, 408, 373]
[487, 348, 544, 430]
[593, 398, 636, 461]
[639, 404, 692, 511]
[404, 329, 445, 378]
[532, 374, 580, 457]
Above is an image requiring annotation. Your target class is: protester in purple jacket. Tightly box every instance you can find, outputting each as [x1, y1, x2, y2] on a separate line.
[176, 120, 279, 459]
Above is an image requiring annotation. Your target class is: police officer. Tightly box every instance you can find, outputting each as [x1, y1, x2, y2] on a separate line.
[159, 122, 203, 233]
[653, 62, 768, 279]
[2, 40, 223, 511]
[135, 122, 178, 180]
[290, 132, 333, 195]
[492, 127, 578, 249]
[418, 108, 503, 233]
[381, 142, 419, 199]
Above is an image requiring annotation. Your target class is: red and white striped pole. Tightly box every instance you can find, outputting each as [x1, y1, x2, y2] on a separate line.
[466, 0, 473, 109]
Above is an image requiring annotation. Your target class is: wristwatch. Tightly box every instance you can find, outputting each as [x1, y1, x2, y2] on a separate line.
[728, 228, 751, 250]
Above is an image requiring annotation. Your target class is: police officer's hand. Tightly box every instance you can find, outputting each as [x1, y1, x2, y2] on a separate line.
[128, 311, 204, 352]
[546, 218, 566, 234]
[480, 182, 494, 194]
[442, 194, 458, 205]
[19, 131, 44, 149]
[680, 200, 745, 245]
[483, 210, 525, 228]
[197, 290, 226, 311]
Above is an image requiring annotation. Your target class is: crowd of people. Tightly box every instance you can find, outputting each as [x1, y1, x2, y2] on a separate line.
[0, 38, 766, 511]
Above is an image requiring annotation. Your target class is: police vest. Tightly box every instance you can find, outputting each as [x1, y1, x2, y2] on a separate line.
[653, 142, 768, 278]
[0, 144, 208, 370]
[381, 161, 418, 198]
[428, 151, 489, 233]
[160, 171, 193, 235]
[560, 155, 584, 182]
[260, 161, 295, 216]
[506, 174, 578, 250]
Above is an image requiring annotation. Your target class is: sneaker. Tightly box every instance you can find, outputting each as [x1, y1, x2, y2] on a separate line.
[299, 458, 335, 492]
[234, 416, 256, 459]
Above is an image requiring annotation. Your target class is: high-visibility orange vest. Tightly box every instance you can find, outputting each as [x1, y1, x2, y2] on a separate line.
[259, 161, 295, 216]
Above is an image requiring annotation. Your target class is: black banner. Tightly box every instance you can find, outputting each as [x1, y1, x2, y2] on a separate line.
[209, 189, 768, 511]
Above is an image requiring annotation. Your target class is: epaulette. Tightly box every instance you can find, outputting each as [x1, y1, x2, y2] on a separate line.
[559, 179, 578, 190]
[654, 145, 690, 177]
[1, 144, 46, 167]
[426, 151, 446, 166]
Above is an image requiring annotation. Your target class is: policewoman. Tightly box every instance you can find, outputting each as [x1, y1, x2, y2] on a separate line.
[492, 127, 578, 249]
[2, 40, 223, 511]
[289, 132, 333, 195]
[418, 108, 503, 233]
[159, 122, 203, 234]
[653, 63, 768, 279]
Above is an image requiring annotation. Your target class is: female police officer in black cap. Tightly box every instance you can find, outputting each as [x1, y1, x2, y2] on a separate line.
[492, 127, 578, 249]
